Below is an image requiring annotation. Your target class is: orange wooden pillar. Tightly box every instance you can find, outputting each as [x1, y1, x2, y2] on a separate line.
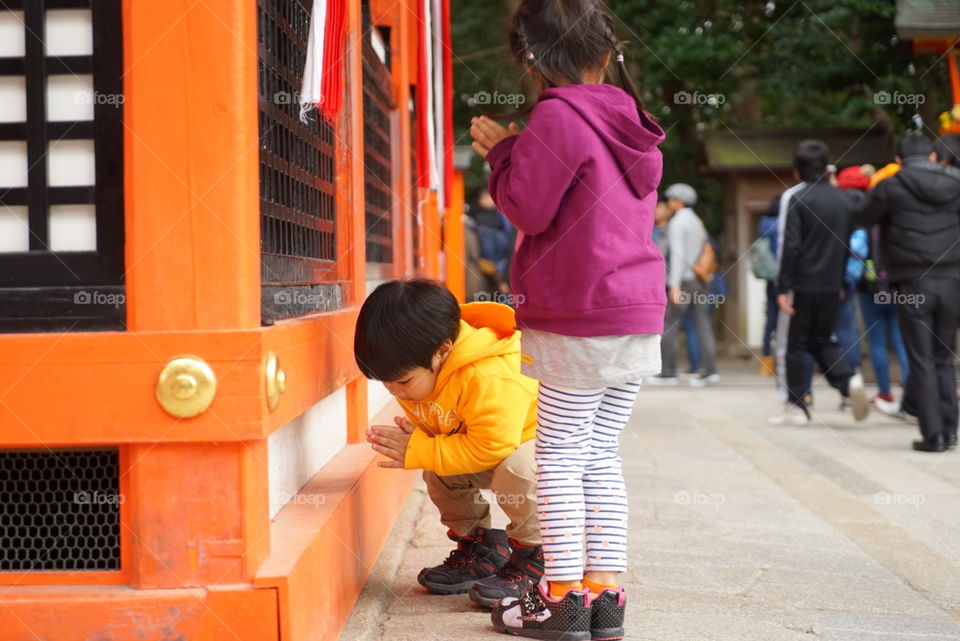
[123, 0, 266, 590]
[444, 170, 467, 300]
[344, 0, 370, 446]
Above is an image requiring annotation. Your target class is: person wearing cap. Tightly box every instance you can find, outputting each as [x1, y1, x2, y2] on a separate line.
[647, 183, 719, 387]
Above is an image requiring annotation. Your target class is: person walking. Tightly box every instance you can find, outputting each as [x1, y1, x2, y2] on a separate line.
[854, 135, 960, 452]
[648, 183, 719, 387]
[769, 140, 869, 426]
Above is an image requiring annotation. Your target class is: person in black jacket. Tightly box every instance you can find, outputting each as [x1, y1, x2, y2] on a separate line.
[854, 135, 960, 452]
[769, 140, 869, 427]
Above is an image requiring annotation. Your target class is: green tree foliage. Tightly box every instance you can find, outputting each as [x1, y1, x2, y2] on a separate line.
[452, 0, 950, 232]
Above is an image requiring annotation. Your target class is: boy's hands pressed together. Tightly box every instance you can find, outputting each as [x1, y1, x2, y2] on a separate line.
[367, 416, 416, 468]
[470, 116, 520, 158]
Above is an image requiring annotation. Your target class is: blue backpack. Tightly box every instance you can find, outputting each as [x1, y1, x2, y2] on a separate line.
[748, 236, 778, 281]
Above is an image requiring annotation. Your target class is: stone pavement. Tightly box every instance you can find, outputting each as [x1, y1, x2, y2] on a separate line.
[341, 360, 960, 641]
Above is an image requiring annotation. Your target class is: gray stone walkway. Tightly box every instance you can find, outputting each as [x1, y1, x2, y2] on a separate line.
[341, 361, 960, 640]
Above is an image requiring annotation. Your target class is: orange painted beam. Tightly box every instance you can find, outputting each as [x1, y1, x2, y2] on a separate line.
[0, 584, 278, 641]
[124, 0, 260, 332]
[0, 311, 361, 445]
[260, 310, 361, 434]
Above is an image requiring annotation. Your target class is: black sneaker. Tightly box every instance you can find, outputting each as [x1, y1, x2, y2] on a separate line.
[589, 588, 626, 641]
[469, 542, 544, 608]
[417, 527, 510, 595]
[492, 579, 591, 640]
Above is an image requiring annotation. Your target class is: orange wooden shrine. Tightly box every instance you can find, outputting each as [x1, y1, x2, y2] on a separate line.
[0, 0, 464, 639]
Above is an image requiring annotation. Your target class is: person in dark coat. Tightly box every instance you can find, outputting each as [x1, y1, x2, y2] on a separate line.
[853, 134, 960, 452]
[769, 140, 869, 426]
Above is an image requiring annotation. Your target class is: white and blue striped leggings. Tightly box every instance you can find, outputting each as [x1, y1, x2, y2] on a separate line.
[535, 381, 641, 581]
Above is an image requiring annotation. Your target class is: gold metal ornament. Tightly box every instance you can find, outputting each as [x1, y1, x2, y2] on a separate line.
[265, 351, 286, 411]
[155, 355, 218, 418]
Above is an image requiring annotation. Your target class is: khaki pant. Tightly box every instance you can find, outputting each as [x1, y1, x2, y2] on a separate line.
[422, 439, 540, 546]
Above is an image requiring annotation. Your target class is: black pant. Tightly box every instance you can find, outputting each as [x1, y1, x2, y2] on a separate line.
[896, 277, 960, 442]
[786, 291, 853, 411]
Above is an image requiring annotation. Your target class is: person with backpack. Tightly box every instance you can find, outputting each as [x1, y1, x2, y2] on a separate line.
[648, 183, 719, 387]
[752, 201, 780, 377]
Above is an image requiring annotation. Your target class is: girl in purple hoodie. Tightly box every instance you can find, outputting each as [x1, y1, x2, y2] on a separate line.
[470, 0, 666, 639]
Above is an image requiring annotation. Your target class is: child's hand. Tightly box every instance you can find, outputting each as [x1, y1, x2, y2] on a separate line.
[470, 116, 521, 158]
[367, 416, 416, 468]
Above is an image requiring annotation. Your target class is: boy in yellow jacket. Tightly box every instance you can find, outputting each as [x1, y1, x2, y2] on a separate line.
[355, 279, 542, 607]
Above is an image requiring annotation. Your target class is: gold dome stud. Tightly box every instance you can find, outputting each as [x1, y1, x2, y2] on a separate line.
[265, 351, 286, 411]
[155, 356, 217, 418]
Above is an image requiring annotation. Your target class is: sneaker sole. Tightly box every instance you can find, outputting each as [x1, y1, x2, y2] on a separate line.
[417, 576, 480, 595]
[469, 587, 503, 608]
[591, 629, 624, 641]
[492, 621, 590, 641]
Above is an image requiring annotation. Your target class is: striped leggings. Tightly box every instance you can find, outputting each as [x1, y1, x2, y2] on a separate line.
[535, 381, 640, 581]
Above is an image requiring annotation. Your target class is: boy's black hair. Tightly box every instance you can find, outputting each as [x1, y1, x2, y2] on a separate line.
[933, 134, 960, 168]
[794, 139, 830, 182]
[898, 134, 933, 160]
[354, 279, 461, 382]
[489, 0, 647, 119]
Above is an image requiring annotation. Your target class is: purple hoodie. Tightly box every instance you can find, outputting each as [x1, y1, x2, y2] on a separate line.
[486, 83, 666, 337]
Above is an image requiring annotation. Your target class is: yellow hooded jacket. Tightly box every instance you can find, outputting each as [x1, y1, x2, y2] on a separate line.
[400, 302, 538, 476]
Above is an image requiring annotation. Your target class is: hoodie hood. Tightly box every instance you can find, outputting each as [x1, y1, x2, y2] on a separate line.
[897, 158, 960, 205]
[433, 302, 521, 390]
[538, 83, 665, 198]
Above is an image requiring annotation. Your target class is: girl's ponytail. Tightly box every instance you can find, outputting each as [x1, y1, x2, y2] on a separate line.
[599, 9, 650, 119]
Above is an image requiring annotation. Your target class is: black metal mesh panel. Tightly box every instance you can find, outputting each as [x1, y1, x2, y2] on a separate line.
[362, 41, 396, 264]
[257, 0, 336, 267]
[257, 0, 345, 323]
[0, 449, 120, 571]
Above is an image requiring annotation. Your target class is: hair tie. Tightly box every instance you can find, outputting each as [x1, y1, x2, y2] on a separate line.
[616, 53, 624, 63]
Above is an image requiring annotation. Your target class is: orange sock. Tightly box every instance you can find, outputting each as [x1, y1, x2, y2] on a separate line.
[582, 577, 618, 595]
[548, 580, 582, 599]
